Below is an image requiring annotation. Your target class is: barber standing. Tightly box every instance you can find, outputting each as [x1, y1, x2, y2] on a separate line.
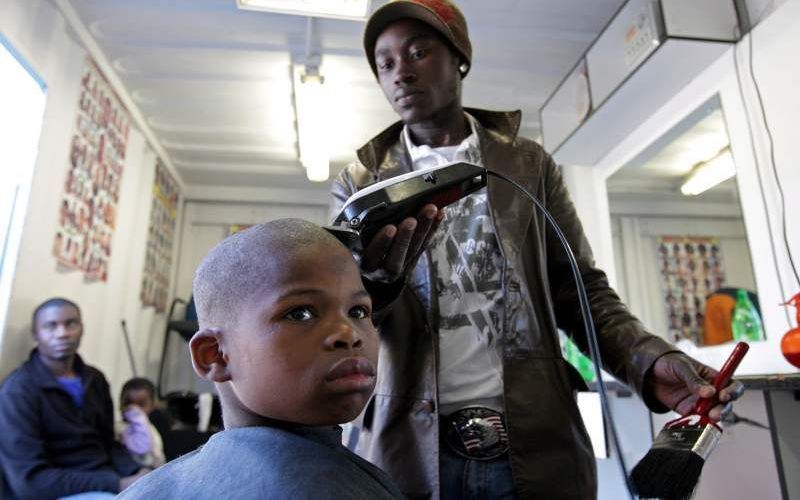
[330, 1, 745, 499]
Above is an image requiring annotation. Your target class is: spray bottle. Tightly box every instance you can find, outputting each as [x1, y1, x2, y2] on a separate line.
[781, 292, 800, 368]
[732, 289, 765, 341]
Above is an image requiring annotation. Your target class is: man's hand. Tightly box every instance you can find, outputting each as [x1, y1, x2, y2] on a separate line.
[361, 203, 444, 280]
[647, 352, 745, 421]
[119, 467, 150, 491]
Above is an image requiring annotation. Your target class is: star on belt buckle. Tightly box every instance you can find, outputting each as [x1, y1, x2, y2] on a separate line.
[444, 406, 509, 461]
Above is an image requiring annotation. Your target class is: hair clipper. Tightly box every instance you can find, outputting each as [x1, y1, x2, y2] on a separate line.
[326, 162, 487, 251]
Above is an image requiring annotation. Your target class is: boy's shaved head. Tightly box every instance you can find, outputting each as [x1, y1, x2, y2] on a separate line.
[190, 217, 378, 428]
[193, 218, 346, 330]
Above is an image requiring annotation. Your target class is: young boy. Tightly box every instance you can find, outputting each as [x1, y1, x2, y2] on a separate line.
[118, 219, 404, 499]
[116, 378, 165, 468]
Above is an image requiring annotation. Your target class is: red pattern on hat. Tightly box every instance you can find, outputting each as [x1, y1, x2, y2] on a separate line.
[416, 0, 457, 24]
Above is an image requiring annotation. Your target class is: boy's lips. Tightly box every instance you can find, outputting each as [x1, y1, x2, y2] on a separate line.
[325, 356, 376, 382]
[324, 357, 376, 394]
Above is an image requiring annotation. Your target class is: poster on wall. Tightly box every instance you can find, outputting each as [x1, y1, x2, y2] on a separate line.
[656, 236, 726, 345]
[53, 58, 130, 282]
[228, 224, 252, 236]
[140, 160, 180, 313]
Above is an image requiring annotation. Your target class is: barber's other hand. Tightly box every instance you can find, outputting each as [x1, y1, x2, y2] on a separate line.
[119, 468, 150, 491]
[361, 204, 444, 280]
[647, 352, 744, 421]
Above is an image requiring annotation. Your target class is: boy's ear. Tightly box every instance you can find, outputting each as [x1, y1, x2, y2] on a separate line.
[189, 328, 231, 383]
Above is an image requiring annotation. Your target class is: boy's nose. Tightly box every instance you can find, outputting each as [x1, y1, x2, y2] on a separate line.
[324, 320, 363, 351]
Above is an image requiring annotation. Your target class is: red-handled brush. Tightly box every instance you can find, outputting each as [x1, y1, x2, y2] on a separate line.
[631, 342, 749, 500]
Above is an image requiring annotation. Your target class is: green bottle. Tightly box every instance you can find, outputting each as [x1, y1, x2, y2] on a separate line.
[731, 289, 765, 342]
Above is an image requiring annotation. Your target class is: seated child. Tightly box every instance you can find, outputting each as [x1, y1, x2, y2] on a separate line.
[116, 378, 165, 468]
[118, 219, 403, 499]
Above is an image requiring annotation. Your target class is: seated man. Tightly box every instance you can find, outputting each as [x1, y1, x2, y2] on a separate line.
[0, 298, 148, 499]
[118, 219, 403, 499]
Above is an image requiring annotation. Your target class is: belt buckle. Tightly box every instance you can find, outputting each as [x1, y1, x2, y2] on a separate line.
[443, 406, 508, 461]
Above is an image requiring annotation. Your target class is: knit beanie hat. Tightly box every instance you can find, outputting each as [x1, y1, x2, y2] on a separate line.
[363, 0, 472, 78]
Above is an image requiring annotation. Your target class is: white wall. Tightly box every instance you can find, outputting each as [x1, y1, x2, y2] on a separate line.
[560, 164, 618, 287]
[565, 0, 800, 376]
[159, 199, 328, 394]
[739, 1, 800, 317]
[0, 0, 183, 399]
[173, 200, 329, 302]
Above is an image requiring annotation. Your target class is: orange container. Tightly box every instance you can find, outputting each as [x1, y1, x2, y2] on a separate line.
[781, 293, 800, 369]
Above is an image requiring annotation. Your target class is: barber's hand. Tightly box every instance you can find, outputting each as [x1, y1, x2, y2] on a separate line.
[647, 352, 744, 421]
[119, 468, 150, 491]
[361, 204, 444, 281]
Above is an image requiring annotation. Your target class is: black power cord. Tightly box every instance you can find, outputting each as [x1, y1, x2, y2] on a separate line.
[487, 170, 637, 500]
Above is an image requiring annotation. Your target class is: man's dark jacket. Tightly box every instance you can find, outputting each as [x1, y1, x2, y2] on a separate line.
[0, 350, 140, 499]
[331, 108, 677, 500]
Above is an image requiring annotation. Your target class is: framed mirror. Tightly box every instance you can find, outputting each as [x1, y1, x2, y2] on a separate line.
[605, 95, 763, 349]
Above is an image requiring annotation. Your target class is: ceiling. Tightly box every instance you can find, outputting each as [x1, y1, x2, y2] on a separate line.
[607, 96, 739, 202]
[67, 0, 625, 194]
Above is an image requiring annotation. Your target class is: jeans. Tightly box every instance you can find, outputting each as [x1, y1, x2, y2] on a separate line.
[440, 442, 517, 500]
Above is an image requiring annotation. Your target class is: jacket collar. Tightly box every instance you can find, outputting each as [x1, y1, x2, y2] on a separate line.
[356, 108, 522, 174]
[354, 106, 534, 268]
[25, 349, 91, 390]
[214, 422, 344, 450]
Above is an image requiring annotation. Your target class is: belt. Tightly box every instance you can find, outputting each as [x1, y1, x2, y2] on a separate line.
[441, 406, 509, 461]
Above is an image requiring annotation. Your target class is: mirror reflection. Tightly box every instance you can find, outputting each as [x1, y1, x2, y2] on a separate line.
[606, 96, 763, 347]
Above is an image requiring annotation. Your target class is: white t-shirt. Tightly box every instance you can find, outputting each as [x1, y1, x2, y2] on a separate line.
[403, 115, 505, 414]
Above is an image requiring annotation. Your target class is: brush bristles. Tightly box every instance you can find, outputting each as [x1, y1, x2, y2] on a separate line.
[631, 448, 705, 500]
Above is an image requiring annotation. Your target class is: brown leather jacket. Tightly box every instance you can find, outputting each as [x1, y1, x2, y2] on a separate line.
[330, 109, 676, 499]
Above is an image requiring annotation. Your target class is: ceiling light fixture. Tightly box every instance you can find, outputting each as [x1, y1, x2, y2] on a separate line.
[293, 64, 329, 182]
[236, 0, 370, 20]
[680, 147, 735, 196]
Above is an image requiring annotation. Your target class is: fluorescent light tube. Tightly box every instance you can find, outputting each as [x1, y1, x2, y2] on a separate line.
[294, 65, 329, 182]
[680, 148, 735, 196]
[236, 0, 370, 20]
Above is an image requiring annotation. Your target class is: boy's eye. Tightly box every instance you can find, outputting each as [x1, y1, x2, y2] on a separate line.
[284, 307, 315, 322]
[349, 305, 371, 320]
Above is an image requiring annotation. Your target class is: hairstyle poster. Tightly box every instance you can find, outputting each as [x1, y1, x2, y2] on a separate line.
[228, 224, 252, 236]
[53, 59, 130, 282]
[656, 236, 726, 345]
[141, 160, 180, 313]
